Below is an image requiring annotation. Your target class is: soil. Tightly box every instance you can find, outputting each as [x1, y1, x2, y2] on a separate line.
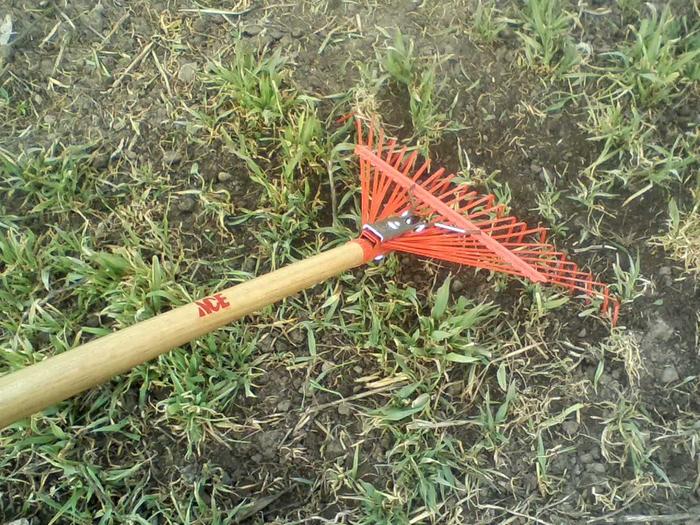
[1, 0, 698, 524]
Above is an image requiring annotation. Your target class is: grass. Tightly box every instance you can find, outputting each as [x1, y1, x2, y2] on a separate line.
[653, 197, 700, 276]
[470, 1, 507, 44]
[514, 0, 578, 75]
[1, 0, 699, 523]
[380, 30, 452, 148]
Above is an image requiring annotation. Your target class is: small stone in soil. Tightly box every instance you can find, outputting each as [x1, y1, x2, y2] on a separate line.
[289, 329, 304, 344]
[0, 44, 14, 63]
[276, 399, 292, 412]
[353, 365, 363, 374]
[530, 162, 542, 174]
[243, 24, 263, 37]
[660, 365, 680, 383]
[268, 28, 284, 41]
[658, 266, 672, 276]
[217, 171, 233, 182]
[588, 462, 606, 474]
[163, 150, 182, 165]
[451, 279, 465, 293]
[562, 420, 579, 436]
[324, 439, 345, 459]
[178, 62, 197, 83]
[577, 328, 587, 338]
[178, 197, 195, 213]
[337, 403, 351, 416]
[579, 452, 593, 464]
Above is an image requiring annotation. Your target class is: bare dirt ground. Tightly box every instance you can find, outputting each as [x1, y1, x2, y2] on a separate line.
[1, 0, 699, 524]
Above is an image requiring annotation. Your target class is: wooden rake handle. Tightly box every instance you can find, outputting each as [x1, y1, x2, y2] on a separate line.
[0, 241, 367, 429]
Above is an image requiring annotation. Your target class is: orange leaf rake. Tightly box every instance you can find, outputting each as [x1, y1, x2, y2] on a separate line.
[0, 123, 618, 428]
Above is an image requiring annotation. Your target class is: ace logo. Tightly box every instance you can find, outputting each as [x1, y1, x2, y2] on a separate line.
[196, 293, 231, 318]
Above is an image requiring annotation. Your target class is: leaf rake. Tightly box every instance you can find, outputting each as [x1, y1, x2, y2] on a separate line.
[0, 122, 619, 428]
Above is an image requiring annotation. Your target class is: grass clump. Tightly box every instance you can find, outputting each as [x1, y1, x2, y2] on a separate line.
[471, 0, 507, 44]
[603, 5, 700, 108]
[380, 30, 450, 148]
[653, 198, 700, 276]
[515, 0, 578, 75]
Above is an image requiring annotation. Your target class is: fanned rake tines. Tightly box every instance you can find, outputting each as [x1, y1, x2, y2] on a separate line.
[355, 122, 620, 324]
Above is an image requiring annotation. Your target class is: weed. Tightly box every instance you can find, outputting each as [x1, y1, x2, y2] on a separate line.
[603, 5, 700, 107]
[515, 0, 577, 74]
[599, 399, 665, 480]
[610, 251, 649, 303]
[382, 30, 415, 86]
[205, 47, 292, 127]
[652, 197, 700, 275]
[379, 31, 452, 147]
[471, 1, 507, 44]
[532, 169, 569, 236]
[408, 67, 448, 148]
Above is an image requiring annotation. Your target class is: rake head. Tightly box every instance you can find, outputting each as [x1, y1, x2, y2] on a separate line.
[353, 122, 620, 325]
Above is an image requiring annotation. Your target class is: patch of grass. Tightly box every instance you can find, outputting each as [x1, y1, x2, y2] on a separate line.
[569, 4, 699, 209]
[205, 46, 292, 127]
[382, 30, 415, 87]
[603, 5, 700, 108]
[471, 0, 507, 44]
[653, 197, 700, 275]
[599, 399, 664, 480]
[515, 0, 578, 75]
[379, 30, 452, 147]
[532, 169, 569, 236]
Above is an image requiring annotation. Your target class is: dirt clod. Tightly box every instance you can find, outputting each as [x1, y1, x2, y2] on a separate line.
[178, 62, 197, 83]
[163, 150, 182, 165]
[660, 365, 680, 383]
[276, 399, 292, 412]
[562, 420, 579, 436]
[243, 24, 263, 37]
[177, 197, 196, 213]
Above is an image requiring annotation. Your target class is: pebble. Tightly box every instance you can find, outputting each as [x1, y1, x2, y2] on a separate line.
[217, 171, 233, 182]
[242, 258, 256, 273]
[451, 278, 465, 293]
[562, 420, 579, 436]
[661, 365, 680, 383]
[577, 328, 587, 338]
[290, 329, 304, 344]
[243, 24, 263, 37]
[324, 439, 345, 459]
[658, 266, 672, 276]
[276, 399, 292, 412]
[530, 162, 542, 174]
[337, 403, 351, 416]
[163, 150, 182, 165]
[588, 462, 606, 474]
[268, 27, 284, 41]
[177, 197, 195, 213]
[353, 365, 363, 374]
[0, 44, 14, 64]
[275, 339, 290, 352]
[579, 452, 593, 464]
[251, 453, 262, 463]
[178, 62, 197, 83]
[645, 317, 674, 343]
